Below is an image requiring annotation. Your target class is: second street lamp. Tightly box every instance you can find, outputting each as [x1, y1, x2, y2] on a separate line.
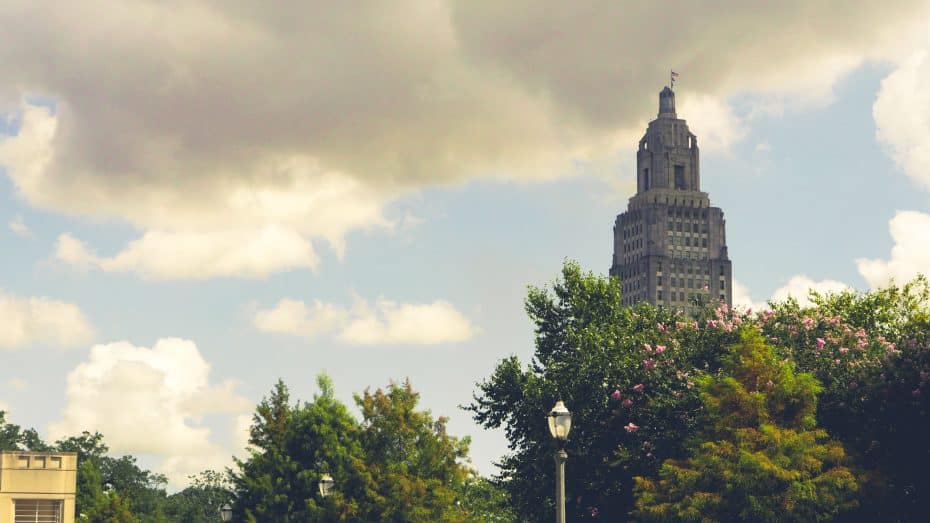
[548, 400, 572, 523]
[318, 474, 335, 499]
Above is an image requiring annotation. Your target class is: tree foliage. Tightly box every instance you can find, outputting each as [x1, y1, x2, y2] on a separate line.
[468, 261, 736, 520]
[471, 261, 930, 521]
[231, 375, 479, 522]
[633, 329, 858, 521]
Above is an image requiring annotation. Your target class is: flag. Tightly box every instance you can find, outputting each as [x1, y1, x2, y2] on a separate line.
[671, 71, 679, 78]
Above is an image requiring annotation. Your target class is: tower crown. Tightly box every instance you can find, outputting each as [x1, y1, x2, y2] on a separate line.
[658, 86, 676, 117]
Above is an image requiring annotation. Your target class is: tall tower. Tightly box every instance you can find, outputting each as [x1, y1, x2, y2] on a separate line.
[609, 86, 732, 313]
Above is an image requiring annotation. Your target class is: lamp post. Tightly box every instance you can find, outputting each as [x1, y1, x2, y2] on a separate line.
[318, 474, 335, 499]
[218, 503, 232, 522]
[548, 400, 572, 523]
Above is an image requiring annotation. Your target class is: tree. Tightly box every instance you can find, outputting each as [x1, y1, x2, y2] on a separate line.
[757, 276, 930, 520]
[354, 381, 471, 522]
[454, 475, 517, 523]
[0, 411, 50, 451]
[632, 329, 859, 522]
[232, 376, 477, 522]
[163, 470, 232, 522]
[468, 261, 738, 520]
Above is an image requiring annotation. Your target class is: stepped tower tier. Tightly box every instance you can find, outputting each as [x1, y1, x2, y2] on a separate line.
[610, 86, 733, 314]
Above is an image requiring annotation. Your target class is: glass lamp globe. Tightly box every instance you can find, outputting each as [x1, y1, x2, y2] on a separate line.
[548, 400, 572, 441]
[219, 504, 232, 522]
[319, 474, 335, 498]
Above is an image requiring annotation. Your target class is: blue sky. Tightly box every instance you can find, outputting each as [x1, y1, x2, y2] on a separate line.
[2, 1, 930, 486]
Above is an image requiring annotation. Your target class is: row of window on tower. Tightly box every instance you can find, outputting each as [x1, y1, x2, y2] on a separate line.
[642, 165, 690, 191]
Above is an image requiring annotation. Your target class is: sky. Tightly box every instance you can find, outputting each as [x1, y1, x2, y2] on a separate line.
[2, 1, 930, 487]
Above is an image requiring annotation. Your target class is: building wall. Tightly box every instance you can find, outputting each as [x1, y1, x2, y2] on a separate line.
[611, 87, 732, 314]
[0, 452, 77, 523]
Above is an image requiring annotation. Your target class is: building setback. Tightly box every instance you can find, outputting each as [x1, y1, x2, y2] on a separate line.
[610, 86, 732, 313]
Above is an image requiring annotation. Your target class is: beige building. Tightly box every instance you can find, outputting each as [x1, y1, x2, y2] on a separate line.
[0, 452, 77, 523]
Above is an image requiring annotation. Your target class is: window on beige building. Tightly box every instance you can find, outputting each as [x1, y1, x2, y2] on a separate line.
[14, 499, 61, 523]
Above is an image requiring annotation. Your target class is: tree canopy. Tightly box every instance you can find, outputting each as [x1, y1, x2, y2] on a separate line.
[470, 260, 930, 521]
[633, 329, 858, 521]
[231, 375, 495, 522]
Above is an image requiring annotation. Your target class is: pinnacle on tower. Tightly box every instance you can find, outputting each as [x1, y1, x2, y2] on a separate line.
[658, 86, 676, 117]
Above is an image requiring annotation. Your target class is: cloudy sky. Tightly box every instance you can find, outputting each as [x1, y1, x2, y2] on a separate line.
[2, 1, 930, 486]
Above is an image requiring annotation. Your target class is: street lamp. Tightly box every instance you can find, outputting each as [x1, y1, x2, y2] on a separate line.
[548, 400, 572, 523]
[218, 503, 232, 522]
[318, 474, 335, 498]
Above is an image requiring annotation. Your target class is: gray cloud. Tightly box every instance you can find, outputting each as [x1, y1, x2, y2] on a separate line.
[1, 1, 926, 276]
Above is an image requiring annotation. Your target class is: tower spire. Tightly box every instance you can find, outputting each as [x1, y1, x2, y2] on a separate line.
[658, 86, 676, 117]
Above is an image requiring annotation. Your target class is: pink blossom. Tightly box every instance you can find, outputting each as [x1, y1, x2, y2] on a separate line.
[855, 328, 867, 339]
[643, 343, 652, 352]
[622, 398, 633, 408]
[655, 345, 666, 354]
[707, 319, 718, 328]
[624, 422, 639, 433]
[633, 383, 644, 393]
[857, 339, 868, 350]
[610, 390, 622, 400]
[802, 317, 815, 329]
[816, 338, 826, 350]
[642, 358, 656, 370]
[835, 359, 841, 364]
[839, 348, 849, 354]
[656, 323, 667, 332]
[746, 308, 753, 316]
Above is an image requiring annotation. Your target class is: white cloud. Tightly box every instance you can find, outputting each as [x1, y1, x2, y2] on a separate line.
[253, 299, 348, 338]
[0, 290, 94, 349]
[677, 95, 747, 153]
[253, 296, 477, 345]
[56, 227, 318, 280]
[731, 279, 767, 312]
[856, 210, 930, 288]
[771, 275, 850, 308]
[48, 338, 251, 487]
[874, 49, 930, 189]
[6, 378, 27, 391]
[8, 215, 29, 237]
[1, 2, 928, 278]
[340, 299, 477, 345]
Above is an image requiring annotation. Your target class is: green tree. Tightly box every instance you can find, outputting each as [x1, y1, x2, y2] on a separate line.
[468, 261, 737, 520]
[232, 376, 477, 522]
[0, 411, 50, 451]
[163, 470, 232, 522]
[455, 475, 517, 523]
[354, 381, 471, 522]
[81, 492, 138, 523]
[633, 329, 859, 522]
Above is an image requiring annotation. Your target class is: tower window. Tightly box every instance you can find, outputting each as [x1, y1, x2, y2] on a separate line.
[675, 165, 685, 189]
[644, 168, 650, 190]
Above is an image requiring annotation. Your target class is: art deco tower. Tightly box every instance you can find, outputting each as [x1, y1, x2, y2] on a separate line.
[610, 86, 732, 312]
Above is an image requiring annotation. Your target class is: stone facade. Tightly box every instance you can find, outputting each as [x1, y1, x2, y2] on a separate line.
[610, 87, 732, 314]
[0, 451, 77, 523]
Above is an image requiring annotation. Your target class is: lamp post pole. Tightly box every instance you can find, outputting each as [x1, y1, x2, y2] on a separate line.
[554, 448, 568, 523]
[548, 400, 572, 523]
